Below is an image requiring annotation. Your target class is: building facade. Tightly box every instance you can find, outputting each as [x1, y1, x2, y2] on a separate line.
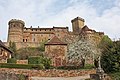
[45, 36, 67, 67]
[6, 17, 104, 49]
[0, 40, 12, 63]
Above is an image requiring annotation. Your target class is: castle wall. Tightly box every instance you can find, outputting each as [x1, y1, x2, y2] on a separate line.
[6, 17, 104, 50]
[4, 42, 40, 50]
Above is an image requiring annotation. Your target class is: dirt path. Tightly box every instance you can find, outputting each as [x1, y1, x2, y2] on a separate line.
[31, 75, 90, 80]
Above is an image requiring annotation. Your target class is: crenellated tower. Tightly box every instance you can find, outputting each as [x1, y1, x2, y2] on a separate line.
[7, 19, 25, 42]
[71, 17, 85, 34]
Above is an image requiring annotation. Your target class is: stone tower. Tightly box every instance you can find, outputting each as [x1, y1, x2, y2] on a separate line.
[71, 17, 85, 34]
[7, 19, 25, 42]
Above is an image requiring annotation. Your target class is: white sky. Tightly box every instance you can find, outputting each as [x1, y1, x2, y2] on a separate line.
[0, 0, 120, 41]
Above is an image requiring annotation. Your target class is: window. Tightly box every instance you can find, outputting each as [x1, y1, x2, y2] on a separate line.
[0, 49, 3, 55]
[23, 39, 24, 42]
[34, 38, 35, 42]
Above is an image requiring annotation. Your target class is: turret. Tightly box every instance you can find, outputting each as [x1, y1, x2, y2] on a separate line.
[7, 19, 25, 42]
[71, 17, 85, 34]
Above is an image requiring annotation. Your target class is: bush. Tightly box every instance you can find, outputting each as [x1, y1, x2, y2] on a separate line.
[109, 72, 120, 80]
[16, 47, 43, 60]
[7, 58, 16, 63]
[28, 56, 51, 69]
[0, 63, 45, 70]
[28, 56, 43, 64]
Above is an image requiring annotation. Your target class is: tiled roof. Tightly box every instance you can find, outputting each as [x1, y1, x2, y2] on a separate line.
[45, 36, 67, 45]
[0, 40, 13, 53]
[82, 25, 92, 31]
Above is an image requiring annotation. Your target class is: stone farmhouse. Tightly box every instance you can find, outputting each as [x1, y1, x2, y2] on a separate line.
[0, 40, 12, 63]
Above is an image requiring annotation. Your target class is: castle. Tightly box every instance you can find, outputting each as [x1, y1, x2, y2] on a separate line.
[6, 17, 104, 49]
[5, 17, 104, 67]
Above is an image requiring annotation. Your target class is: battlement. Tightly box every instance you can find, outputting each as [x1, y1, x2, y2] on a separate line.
[8, 19, 25, 26]
[23, 26, 68, 32]
[71, 17, 85, 23]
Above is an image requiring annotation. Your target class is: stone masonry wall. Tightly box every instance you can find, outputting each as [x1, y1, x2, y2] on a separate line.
[0, 68, 96, 78]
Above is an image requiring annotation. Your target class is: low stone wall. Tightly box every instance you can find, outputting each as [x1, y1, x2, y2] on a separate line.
[0, 68, 96, 78]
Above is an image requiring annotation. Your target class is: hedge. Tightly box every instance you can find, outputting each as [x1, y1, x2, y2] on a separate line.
[28, 56, 43, 64]
[0, 63, 45, 70]
[7, 58, 17, 63]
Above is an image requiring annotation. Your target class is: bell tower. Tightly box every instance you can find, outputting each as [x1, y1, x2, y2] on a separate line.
[7, 19, 25, 42]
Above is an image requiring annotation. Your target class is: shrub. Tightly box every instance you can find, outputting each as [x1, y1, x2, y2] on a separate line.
[0, 63, 45, 70]
[16, 47, 43, 60]
[7, 58, 16, 63]
[28, 56, 51, 69]
[109, 72, 120, 80]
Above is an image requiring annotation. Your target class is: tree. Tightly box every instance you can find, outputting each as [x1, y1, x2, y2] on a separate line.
[100, 36, 120, 73]
[8, 41, 17, 58]
[68, 37, 100, 67]
[39, 40, 48, 51]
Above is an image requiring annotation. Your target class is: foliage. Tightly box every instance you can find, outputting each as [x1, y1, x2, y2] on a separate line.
[8, 41, 17, 58]
[0, 63, 45, 69]
[100, 38, 120, 73]
[99, 35, 113, 51]
[38, 40, 48, 51]
[109, 72, 120, 80]
[16, 47, 43, 60]
[28, 56, 51, 69]
[68, 37, 100, 67]
[7, 58, 16, 63]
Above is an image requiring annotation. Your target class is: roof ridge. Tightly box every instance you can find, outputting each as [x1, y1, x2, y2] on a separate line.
[45, 36, 67, 45]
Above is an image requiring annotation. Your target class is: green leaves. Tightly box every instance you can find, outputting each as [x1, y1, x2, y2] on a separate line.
[101, 40, 120, 73]
[28, 56, 51, 69]
[8, 41, 17, 58]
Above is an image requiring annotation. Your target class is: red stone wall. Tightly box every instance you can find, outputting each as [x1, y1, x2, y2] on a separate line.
[0, 68, 96, 77]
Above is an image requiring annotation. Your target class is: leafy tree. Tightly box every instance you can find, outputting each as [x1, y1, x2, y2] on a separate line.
[8, 41, 17, 58]
[68, 37, 100, 67]
[39, 40, 48, 51]
[100, 36, 120, 73]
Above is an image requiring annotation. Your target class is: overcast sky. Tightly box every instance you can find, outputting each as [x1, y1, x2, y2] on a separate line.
[0, 0, 120, 41]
